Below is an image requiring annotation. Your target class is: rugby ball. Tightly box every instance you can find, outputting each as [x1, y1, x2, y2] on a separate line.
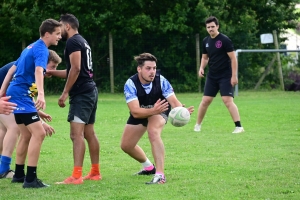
[168, 107, 190, 127]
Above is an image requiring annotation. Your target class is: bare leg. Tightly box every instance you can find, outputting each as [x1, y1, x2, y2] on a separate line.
[70, 122, 85, 167]
[222, 96, 240, 122]
[84, 124, 99, 164]
[196, 96, 214, 124]
[120, 124, 147, 162]
[147, 115, 165, 174]
[25, 122, 46, 166]
[0, 114, 20, 157]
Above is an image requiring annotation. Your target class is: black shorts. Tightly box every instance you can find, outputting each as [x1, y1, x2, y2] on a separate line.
[68, 87, 98, 124]
[127, 111, 169, 127]
[14, 112, 40, 126]
[204, 74, 234, 97]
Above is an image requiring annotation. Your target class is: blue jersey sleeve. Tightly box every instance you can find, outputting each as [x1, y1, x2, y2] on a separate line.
[124, 79, 138, 103]
[160, 75, 174, 98]
[33, 41, 49, 70]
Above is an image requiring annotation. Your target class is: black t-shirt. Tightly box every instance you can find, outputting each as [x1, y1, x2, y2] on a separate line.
[202, 33, 234, 76]
[64, 34, 96, 97]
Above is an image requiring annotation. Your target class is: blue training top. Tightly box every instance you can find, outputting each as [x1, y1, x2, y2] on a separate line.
[124, 74, 174, 103]
[6, 39, 49, 113]
[0, 62, 15, 86]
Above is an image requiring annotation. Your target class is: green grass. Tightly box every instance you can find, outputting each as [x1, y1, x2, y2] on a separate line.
[0, 91, 300, 200]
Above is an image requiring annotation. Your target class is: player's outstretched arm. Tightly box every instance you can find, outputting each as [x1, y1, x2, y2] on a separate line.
[167, 94, 194, 114]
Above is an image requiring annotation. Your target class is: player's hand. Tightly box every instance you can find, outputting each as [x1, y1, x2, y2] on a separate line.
[199, 68, 205, 77]
[38, 110, 52, 122]
[42, 122, 55, 137]
[153, 99, 169, 114]
[186, 106, 194, 114]
[35, 95, 46, 110]
[231, 76, 238, 86]
[58, 92, 68, 108]
[0, 96, 17, 115]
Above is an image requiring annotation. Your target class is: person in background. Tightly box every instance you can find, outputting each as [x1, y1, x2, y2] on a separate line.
[194, 16, 244, 134]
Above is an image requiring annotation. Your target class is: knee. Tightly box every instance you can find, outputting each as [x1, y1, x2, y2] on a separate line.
[120, 142, 131, 153]
[147, 131, 160, 142]
[201, 98, 213, 108]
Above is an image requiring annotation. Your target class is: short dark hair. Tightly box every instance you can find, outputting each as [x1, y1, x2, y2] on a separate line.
[60, 13, 79, 30]
[134, 53, 157, 66]
[39, 19, 61, 37]
[205, 16, 219, 26]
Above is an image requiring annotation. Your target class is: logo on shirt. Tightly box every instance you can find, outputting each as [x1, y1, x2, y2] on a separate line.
[206, 43, 209, 47]
[27, 44, 34, 49]
[215, 40, 222, 48]
[28, 83, 38, 97]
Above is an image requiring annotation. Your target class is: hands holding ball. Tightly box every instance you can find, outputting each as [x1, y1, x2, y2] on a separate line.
[169, 106, 194, 127]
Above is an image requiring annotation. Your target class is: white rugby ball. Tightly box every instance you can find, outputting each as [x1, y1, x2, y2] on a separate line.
[168, 107, 190, 127]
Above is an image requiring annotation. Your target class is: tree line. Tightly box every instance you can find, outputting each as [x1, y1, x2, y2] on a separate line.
[1, 0, 300, 93]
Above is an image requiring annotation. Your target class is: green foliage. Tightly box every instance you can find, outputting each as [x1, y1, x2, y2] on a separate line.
[1, 0, 300, 92]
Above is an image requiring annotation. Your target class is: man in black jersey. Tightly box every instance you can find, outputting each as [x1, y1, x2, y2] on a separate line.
[49, 14, 101, 184]
[194, 16, 244, 134]
[121, 53, 194, 184]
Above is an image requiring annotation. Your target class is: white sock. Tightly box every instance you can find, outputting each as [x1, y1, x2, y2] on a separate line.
[141, 158, 153, 168]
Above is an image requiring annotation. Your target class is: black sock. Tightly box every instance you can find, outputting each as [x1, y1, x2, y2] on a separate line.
[25, 166, 37, 182]
[15, 164, 25, 178]
[234, 121, 241, 127]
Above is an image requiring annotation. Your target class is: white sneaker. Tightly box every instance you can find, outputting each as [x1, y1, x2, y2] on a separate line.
[232, 127, 245, 134]
[194, 124, 201, 132]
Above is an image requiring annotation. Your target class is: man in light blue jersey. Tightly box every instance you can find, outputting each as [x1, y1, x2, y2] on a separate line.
[121, 53, 194, 184]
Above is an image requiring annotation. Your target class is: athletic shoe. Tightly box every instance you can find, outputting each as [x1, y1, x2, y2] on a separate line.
[83, 173, 102, 181]
[0, 169, 14, 179]
[146, 174, 166, 184]
[134, 165, 156, 175]
[194, 124, 201, 132]
[55, 176, 83, 185]
[232, 127, 245, 134]
[23, 178, 49, 188]
[11, 175, 25, 183]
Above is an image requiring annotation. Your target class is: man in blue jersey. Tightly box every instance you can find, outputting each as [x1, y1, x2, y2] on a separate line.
[121, 53, 194, 184]
[0, 19, 62, 188]
[0, 50, 61, 180]
[194, 16, 244, 134]
[48, 13, 100, 185]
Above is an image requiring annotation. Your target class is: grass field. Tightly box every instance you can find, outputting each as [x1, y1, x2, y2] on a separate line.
[0, 91, 299, 200]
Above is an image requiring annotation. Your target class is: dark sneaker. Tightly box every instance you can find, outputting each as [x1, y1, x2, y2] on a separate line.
[23, 178, 49, 189]
[146, 174, 166, 184]
[11, 175, 25, 183]
[0, 169, 14, 179]
[134, 165, 156, 175]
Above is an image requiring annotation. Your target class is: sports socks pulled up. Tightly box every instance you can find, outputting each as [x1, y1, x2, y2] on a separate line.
[0, 156, 11, 174]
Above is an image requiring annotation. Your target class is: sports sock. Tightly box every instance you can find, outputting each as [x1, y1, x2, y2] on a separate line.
[72, 166, 82, 179]
[25, 166, 37, 183]
[0, 156, 11, 174]
[234, 121, 241, 127]
[15, 164, 25, 178]
[141, 158, 153, 170]
[90, 163, 100, 175]
[0, 155, 2, 164]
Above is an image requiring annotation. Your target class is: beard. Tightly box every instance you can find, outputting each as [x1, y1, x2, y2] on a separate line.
[61, 32, 68, 41]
